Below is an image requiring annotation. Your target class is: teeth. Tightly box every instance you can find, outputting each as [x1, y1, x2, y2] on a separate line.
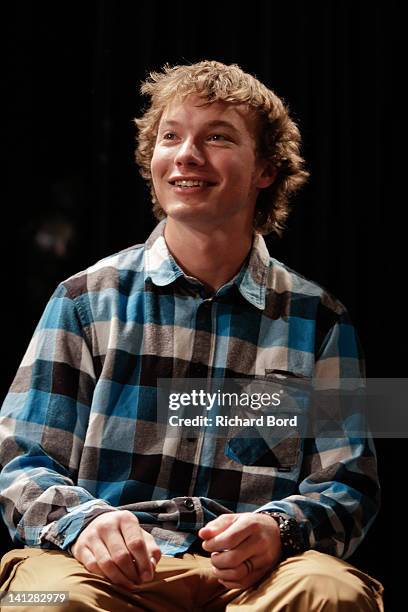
[174, 180, 206, 187]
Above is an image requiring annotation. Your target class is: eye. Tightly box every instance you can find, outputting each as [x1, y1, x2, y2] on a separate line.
[162, 132, 177, 140]
[209, 134, 227, 141]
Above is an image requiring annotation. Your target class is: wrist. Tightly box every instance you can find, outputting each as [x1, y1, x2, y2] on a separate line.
[257, 511, 306, 560]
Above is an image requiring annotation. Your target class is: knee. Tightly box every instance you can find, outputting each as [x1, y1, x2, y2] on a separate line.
[284, 551, 381, 612]
[27, 573, 114, 612]
[297, 571, 379, 611]
[1, 552, 110, 612]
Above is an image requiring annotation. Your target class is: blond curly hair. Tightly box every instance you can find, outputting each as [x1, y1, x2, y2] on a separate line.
[134, 61, 309, 235]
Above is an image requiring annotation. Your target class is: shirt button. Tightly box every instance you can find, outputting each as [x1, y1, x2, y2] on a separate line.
[184, 497, 195, 510]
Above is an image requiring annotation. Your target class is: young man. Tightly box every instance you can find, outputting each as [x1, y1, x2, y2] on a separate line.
[0, 61, 383, 610]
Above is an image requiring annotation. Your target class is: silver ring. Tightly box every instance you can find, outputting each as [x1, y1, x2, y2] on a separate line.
[243, 558, 254, 575]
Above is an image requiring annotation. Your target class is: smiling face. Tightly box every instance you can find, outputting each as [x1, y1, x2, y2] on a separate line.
[150, 95, 274, 233]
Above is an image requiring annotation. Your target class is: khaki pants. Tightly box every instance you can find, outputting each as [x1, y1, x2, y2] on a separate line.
[0, 548, 383, 611]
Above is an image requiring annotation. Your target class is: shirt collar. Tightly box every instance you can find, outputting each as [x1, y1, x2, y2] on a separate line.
[144, 219, 270, 310]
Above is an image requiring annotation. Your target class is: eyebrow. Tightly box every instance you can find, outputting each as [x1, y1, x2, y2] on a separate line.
[159, 119, 241, 135]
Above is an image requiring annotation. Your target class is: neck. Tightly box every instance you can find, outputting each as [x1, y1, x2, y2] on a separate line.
[164, 218, 253, 293]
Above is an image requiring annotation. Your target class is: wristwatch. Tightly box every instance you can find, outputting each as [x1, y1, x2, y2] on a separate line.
[258, 511, 306, 560]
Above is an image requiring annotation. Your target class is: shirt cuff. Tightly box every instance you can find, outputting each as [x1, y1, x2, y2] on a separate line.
[40, 499, 116, 551]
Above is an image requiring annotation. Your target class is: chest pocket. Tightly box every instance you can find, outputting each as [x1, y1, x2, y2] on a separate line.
[225, 431, 301, 472]
[223, 371, 311, 472]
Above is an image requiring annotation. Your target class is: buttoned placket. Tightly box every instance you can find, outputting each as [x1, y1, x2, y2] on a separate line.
[185, 293, 219, 498]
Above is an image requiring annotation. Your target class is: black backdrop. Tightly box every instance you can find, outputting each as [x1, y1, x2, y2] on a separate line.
[4, 1, 404, 607]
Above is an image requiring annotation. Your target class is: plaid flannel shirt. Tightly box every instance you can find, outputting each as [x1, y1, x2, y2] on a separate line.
[0, 220, 380, 557]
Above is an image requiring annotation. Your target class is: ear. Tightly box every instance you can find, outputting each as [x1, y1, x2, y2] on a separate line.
[255, 162, 277, 189]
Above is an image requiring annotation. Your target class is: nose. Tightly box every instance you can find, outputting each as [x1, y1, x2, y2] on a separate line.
[174, 137, 205, 166]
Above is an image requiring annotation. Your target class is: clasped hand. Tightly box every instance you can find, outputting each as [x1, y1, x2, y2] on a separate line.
[70, 510, 281, 592]
[199, 512, 282, 589]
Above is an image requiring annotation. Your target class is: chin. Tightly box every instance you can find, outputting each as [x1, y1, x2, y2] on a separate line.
[161, 200, 209, 218]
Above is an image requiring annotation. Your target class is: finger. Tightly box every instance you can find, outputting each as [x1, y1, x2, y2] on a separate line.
[76, 545, 104, 577]
[151, 550, 161, 565]
[209, 532, 263, 569]
[86, 537, 137, 591]
[199, 514, 237, 540]
[213, 555, 258, 582]
[75, 546, 99, 576]
[210, 545, 247, 570]
[218, 554, 268, 583]
[143, 532, 162, 568]
[219, 580, 240, 590]
[212, 559, 249, 582]
[202, 517, 253, 552]
[120, 515, 156, 582]
[140, 531, 161, 580]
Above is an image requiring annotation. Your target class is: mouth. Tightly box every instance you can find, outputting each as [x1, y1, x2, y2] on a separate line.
[168, 179, 216, 191]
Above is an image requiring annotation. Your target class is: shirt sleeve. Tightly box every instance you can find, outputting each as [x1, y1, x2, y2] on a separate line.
[0, 283, 116, 551]
[255, 304, 380, 559]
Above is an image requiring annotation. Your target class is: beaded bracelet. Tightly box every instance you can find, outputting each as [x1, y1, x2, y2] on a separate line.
[258, 511, 306, 560]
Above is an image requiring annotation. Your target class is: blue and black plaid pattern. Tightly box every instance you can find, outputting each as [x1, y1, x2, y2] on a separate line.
[0, 220, 379, 557]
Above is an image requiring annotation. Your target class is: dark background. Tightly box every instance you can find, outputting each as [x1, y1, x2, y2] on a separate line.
[3, 1, 403, 608]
